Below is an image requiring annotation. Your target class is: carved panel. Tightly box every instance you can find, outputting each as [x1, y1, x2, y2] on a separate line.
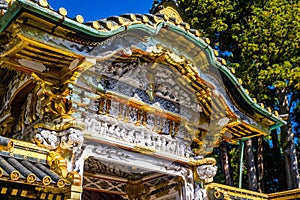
[84, 176, 127, 195]
[83, 114, 191, 158]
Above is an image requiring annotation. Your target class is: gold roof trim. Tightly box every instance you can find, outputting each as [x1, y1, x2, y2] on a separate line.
[157, 6, 183, 23]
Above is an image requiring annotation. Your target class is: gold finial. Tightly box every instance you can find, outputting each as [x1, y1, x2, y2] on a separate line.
[58, 7, 67, 16]
[244, 89, 249, 94]
[260, 103, 265, 108]
[75, 15, 84, 23]
[157, 6, 183, 23]
[252, 98, 257, 103]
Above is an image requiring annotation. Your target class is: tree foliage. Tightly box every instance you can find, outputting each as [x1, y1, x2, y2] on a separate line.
[178, 0, 300, 191]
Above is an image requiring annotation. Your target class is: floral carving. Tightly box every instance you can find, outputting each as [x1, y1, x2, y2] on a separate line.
[33, 128, 84, 151]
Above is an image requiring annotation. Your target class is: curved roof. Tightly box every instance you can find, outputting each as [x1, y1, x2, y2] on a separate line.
[0, 0, 285, 137]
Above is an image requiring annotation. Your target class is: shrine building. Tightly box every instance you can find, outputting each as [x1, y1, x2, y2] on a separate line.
[0, 0, 298, 199]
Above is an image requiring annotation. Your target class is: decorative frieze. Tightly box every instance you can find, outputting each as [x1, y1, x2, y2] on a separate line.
[83, 175, 127, 195]
[84, 114, 191, 158]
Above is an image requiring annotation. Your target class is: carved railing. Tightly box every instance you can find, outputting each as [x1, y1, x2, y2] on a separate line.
[80, 90, 196, 158]
[100, 91, 184, 137]
[206, 183, 268, 200]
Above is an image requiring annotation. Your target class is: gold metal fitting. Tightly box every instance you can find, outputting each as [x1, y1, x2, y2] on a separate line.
[27, 174, 36, 183]
[38, 0, 48, 7]
[129, 14, 136, 21]
[42, 176, 52, 185]
[58, 7, 67, 16]
[10, 171, 20, 181]
[203, 37, 210, 44]
[214, 191, 221, 198]
[185, 23, 190, 30]
[230, 67, 235, 74]
[105, 21, 113, 30]
[142, 15, 149, 23]
[238, 78, 243, 85]
[57, 179, 66, 188]
[194, 30, 201, 37]
[152, 15, 159, 23]
[117, 17, 125, 25]
[213, 49, 219, 57]
[174, 18, 180, 25]
[75, 15, 84, 23]
[92, 21, 100, 29]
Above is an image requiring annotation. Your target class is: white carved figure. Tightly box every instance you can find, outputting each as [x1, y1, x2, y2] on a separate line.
[155, 136, 162, 149]
[196, 165, 218, 183]
[34, 129, 59, 149]
[119, 128, 126, 140]
[139, 130, 145, 145]
[126, 130, 135, 143]
[108, 124, 115, 136]
[145, 132, 152, 147]
[85, 117, 101, 133]
[161, 137, 166, 151]
[175, 142, 181, 155]
[185, 171, 195, 200]
[114, 126, 120, 139]
[60, 128, 84, 151]
[100, 122, 108, 136]
[169, 140, 176, 153]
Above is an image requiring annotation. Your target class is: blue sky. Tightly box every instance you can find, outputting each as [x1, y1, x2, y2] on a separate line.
[48, 0, 154, 21]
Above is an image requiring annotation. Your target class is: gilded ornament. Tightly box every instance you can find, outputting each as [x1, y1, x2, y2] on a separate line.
[75, 15, 84, 24]
[58, 7, 67, 16]
[92, 21, 100, 29]
[38, 0, 48, 7]
[157, 6, 183, 23]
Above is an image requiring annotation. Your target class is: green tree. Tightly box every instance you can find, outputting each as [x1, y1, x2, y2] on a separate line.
[178, 0, 300, 190]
